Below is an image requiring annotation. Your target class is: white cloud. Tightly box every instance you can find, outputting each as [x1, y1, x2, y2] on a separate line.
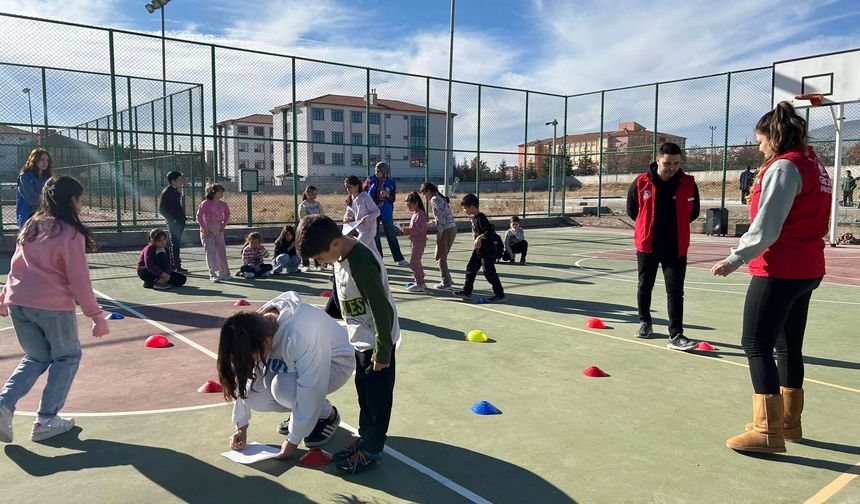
[0, 0, 123, 25]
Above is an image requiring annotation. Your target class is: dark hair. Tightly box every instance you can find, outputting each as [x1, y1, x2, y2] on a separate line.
[460, 193, 479, 208]
[217, 311, 278, 402]
[205, 183, 225, 200]
[657, 142, 683, 156]
[405, 191, 425, 213]
[244, 231, 262, 248]
[302, 185, 317, 201]
[149, 228, 168, 243]
[20, 148, 53, 179]
[18, 175, 97, 252]
[755, 101, 808, 161]
[420, 182, 449, 203]
[510, 215, 520, 223]
[296, 215, 340, 258]
[344, 175, 363, 206]
[275, 224, 295, 250]
[167, 171, 183, 183]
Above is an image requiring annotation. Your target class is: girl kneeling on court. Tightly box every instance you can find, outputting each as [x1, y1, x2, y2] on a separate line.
[137, 229, 187, 290]
[218, 291, 355, 459]
[0, 175, 110, 444]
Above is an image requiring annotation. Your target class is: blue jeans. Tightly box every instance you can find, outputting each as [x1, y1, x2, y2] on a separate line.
[374, 220, 404, 262]
[0, 305, 82, 417]
[273, 253, 301, 273]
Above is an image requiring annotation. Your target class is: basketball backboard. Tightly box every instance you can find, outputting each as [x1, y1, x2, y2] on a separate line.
[772, 48, 860, 108]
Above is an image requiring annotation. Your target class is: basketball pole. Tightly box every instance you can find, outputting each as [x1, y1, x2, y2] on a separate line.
[828, 103, 845, 246]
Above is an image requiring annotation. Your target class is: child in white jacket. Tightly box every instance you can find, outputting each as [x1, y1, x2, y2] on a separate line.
[218, 291, 355, 459]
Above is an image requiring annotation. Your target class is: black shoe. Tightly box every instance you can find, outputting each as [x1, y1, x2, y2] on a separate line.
[452, 290, 472, 300]
[333, 438, 361, 464]
[487, 296, 506, 304]
[634, 322, 653, 339]
[175, 267, 189, 274]
[334, 446, 382, 475]
[667, 334, 697, 351]
[304, 407, 340, 447]
[277, 416, 291, 436]
[143, 282, 154, 289]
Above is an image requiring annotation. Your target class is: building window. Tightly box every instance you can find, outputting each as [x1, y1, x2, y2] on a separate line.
[270, 160, 274, 169]
[238, 143, 248, 152]
[385, 113, 391, 119]
[385, 134, 391, 139]
[312, 130, 325, 143]
[351, 153, 363, 166]
[312, 152, 325, 164]
[332, 109, 343, 122]
[254, 126, 265, 136]
[239, 160, 248, 169]
[351, 111, 363, 124]
[369, 134, 380, 146]
[254, 161, 264, 170]
[410, 116, 426, 167]
[369, 154, 380, 165]
[253, 143, 263, 153]
[237, 126, 248, 135]
[332, 152, 344, 165]
[331, 131, 344, 144]
[402, 135, 408, 140]
[369, 112, 380, 125]
[270, 143, 274, 153]
[312, 108, 324, 120]
[269, 127, 273, 136]
[403, 115, 408, 120]
[351, 133, 363, 145]
[402, 155, 409, 160]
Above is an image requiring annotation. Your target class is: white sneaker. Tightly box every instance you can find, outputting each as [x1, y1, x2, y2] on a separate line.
[407, 283, 426, 293]
[210, 275, 220, 283]
[0, 404, 13, 443]
[396, 260, 410, 267]
[262, 271, 272, 278]
[300, 266, 310, 273]
[153, 283, 172, 290]
[31, 416, 74, 442]
[435, 282, 453, 290]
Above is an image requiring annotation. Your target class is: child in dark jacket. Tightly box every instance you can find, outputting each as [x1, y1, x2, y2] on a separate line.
[273, 225, 301, 274]
[453, 194, 505, 303]
[137, 229, 187, 289]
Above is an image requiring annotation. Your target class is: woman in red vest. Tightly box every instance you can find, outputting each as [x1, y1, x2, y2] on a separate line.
[711, 101, 831, 454]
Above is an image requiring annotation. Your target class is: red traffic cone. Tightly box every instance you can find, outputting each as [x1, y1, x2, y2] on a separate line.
[197, 380, 223, 393]
[234, 299, 250, 306]
[144, 334, 170, 348]
[320, 290, 332, 298]
[696, 341, 717, 351]
[582, 366, 609, 377]
[585, 318, 605, 329]
[298, 448, 333, 467]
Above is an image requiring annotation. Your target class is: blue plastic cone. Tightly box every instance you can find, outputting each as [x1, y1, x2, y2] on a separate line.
[471, 400, 502, 415]
[477, 298, 489, 304]
[107, 312, 124, 320]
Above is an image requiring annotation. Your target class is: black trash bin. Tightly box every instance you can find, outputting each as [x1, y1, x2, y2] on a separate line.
[705, 208, 728, 236]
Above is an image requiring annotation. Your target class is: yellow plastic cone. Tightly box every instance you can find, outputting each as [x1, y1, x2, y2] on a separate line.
[466, 330, 488, 342]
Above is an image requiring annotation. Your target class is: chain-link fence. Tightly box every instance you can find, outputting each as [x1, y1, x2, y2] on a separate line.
[1, 12, 858, 235]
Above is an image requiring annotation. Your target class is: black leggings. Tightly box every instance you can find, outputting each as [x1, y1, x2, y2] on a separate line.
[742, 275, 822, 394]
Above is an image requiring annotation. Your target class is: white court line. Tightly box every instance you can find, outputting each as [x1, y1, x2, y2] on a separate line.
[17, 403, 227, 417]
[88, 289, 492, 504]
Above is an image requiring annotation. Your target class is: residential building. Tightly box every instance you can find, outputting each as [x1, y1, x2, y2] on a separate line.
[517, 121, 687, 176]
[271, 91, 454, 184]
[216, 114, 275, 183]
[0, 125, 37, 176]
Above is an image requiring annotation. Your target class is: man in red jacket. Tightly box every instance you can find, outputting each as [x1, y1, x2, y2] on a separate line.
[626, 142, 700, 351]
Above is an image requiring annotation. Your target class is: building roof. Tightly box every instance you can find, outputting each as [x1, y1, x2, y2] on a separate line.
[0, 124, 37, 136]
[271, 94, 452, 116]
[518, 123, 686, 147]
[217, 114, 273, 126]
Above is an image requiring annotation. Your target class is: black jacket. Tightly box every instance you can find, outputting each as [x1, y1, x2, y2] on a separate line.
[627, 164, 700, 256]
[159, 186, 185, 223]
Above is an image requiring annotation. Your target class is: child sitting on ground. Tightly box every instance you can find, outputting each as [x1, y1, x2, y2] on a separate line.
[503, 216, 529, 264]
[238, 232, 273, 278]
[273, 225, 301, 275]
[137, 229, 188, 289]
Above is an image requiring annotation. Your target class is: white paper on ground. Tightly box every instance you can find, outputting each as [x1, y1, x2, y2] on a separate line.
[221, 442, 281, 464]
[342, 220, 360, 235]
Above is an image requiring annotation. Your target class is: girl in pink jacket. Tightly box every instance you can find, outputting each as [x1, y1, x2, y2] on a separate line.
[197, 184, 231, 282]
[0, 175, 109, 444]
[400, 191, 428, 293]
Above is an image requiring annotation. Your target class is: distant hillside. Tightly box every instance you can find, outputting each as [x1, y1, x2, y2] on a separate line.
[809, 119, 860, 140]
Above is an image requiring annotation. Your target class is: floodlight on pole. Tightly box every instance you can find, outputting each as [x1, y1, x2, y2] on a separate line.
[22, 88, 34, 133]
[145, 0, 171, 151]
[709, 125, 717, 171]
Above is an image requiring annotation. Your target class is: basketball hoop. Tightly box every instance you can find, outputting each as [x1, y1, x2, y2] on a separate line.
[795, 93, 824, 106]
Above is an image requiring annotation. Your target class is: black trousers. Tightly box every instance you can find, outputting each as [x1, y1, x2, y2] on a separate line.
[239, 263, 273, 277]
[138, 251, 187, 287]
[463, 248, 505, 298]
[636, 251, 687, 336]
[166, 220, 185, 270]
[742, 275, 822, 394]
[355, 348, 395, 454]
[505, 240, 528, 262]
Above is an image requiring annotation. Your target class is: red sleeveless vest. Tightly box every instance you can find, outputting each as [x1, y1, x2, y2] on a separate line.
[633, 172, 695, 256]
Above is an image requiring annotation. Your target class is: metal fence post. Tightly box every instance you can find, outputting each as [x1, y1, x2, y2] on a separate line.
[291, 57, 299, 225]
[522, 91, 529, 217]
[127, 76, 137, 226]
[210, 45, 218, 183]
[40, 67, 48, 150]
[653, 82, 659, 158]
[476, 84, 481, 199]
[720, 71, 732, 212]
[562, 96, 568, 217]
[108, 30, 122, 231]
[598, 91, 605, 217]
[188, 84, 194, 213]
[425, 77, 430, 183]
[199, 84, 205, 203]
[366, 68, 371, 178]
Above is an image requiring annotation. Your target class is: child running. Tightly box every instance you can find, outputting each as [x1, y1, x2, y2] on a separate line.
[272, 225, 301, 275]
[238, 232, 272, 278]
[502, 216, 529, 264]
[400, 191, 428, 293]
[197, 184, 230, 283]
[343, 175, 379, 250]
[296, 215, 400, 475]
[0, 175, 110, 443]
[453, 193, 506, 303]
[137, 229, 187, 289]
[419, 182, 456, 290]
[298, 186, 325, 271]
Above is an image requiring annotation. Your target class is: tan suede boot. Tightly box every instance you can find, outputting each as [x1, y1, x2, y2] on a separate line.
[744, 387, 803, 442]
[726, 394, 786, 453]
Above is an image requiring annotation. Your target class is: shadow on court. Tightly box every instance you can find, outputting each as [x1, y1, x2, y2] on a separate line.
[4, 428, 313, 503]
[702, 339, 860, 370]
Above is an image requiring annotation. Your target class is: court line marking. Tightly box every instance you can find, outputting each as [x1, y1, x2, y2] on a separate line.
[804, 462, 860, 504]
[461, 304, 860, 395]
[17, 403, 227, 417]
[89, 290, 492, 504]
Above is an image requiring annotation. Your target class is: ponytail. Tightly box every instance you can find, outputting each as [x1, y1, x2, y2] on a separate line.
[420, 182, 449, 203]
[756, 101, 808, 163]
[405, 191, 425, 213]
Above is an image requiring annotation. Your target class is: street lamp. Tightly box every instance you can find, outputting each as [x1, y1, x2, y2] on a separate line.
[709, 125, 717, 172]
[22, 88, 33, 134]
[546, 119, 558, 209]
[145, 0, 171, 150]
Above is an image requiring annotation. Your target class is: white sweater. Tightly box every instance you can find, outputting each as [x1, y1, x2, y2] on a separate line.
[231, 291, 354, 444]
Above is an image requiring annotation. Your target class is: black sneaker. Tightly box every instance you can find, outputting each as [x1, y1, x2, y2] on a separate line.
[487, 296, 506, 304]
[175, 267, 189, 274]
[277, 416, 291, 436]
[332, 438, 361, 463]
[634, 322, 653, 339]
[143, 282, 154, 289]
[334, 446, 382, 475]
[452, 290, 472, 300]
[304, 407, 340, 447]
[667, 334, 697, 351]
